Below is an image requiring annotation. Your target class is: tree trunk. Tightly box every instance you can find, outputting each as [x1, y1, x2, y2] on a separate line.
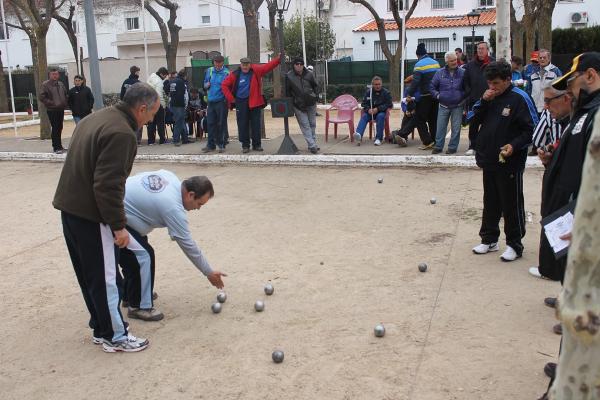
[0, 51, 9, 113]
[268, 4, 280, 96]
[389, 52, 401, 100]
[32, 35, 52, 139]
[549, 114, 600, 400]
[241, 2, 261, 62]
[166, 46, 177, 72]
[537, 0, 556, 51]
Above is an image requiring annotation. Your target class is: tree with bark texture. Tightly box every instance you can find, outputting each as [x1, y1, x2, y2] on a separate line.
[5, 0, 63, 139]
[145, 0, 181, 72]
[53, 2, 81, 76]
[548, 113, 600, 400]
[265, 0, 280, 96]
[237, 0, 264, 62]
[348, 0, 418, 100]
[511, 0, 558, 60]
[0, 50, 9, 112]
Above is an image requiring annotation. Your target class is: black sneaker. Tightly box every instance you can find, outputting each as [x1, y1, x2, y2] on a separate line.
[446, 149, 457, 154]
[252, 146, 264, 152]
[201, 147, 215, 153]
[544, 362, 557, 379]
[242, 147, 250, 154]
[431, 148, 443, 154]
[544, 297, 557, 308]
[309, 147, 318, 154]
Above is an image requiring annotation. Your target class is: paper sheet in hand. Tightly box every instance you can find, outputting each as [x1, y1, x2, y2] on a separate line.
[541, 201, 575, 259]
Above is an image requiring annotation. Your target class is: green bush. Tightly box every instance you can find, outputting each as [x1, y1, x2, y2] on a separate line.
[8, 97, 38, 113]
[553, 26, 600, 54]
[325, 84, 367, 102]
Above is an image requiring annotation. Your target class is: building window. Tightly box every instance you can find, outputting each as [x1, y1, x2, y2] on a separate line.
[479, 0, 494, 7]
[374, 40, 398, 60]
[199, 4, 210, 24]
[431, 0, 453, 9]
[388, 0, 404, 12]
[417, 37, 449, 58]
[463, 35, 484, 58]
[126, 17, 139, 31]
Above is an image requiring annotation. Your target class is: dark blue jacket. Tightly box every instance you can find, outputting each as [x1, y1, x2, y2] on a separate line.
[430, 66, 465, 108]
[407, 55, 440, 96]
[120, 74, 139, 100]
[360, 87, 393, 114]
[169, 77, 188, 108]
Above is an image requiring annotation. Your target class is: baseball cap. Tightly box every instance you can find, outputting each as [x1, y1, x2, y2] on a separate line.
[552, 52, 600, 90]
[530, 51, 539, 62]
[240, 57, 251, 64]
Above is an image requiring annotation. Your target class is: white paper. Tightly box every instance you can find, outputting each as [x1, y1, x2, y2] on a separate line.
[544, 211, 574, 254]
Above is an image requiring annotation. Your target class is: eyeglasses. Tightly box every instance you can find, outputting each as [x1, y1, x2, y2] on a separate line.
[543, 93, 565, 104]
[566, 72, 583, 87]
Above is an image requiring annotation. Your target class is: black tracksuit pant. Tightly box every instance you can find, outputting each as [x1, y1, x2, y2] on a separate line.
[61, 212, 128, 342]
[119, 226, 156, 309]
[467, 100, 481, 150]
[235, 98, 261, 149]
[147, 105, 166, 144]
[414, 95, 437, 145]
[479, 169, 526, 255]
[47, 109, 65, 151]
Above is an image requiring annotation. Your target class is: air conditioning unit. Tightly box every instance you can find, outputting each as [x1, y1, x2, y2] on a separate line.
[570, 11, 589, 24]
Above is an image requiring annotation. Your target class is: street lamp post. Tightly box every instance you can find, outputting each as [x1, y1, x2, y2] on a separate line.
[467, 9, 481, 60]
[274, 0, 298, 155]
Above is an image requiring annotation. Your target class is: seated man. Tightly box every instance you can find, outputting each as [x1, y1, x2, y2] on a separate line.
[120, 170, 227, 321]
[394, 75, 420, 147]
[354, 76, 393, 146]
[187, 88, 207, 139]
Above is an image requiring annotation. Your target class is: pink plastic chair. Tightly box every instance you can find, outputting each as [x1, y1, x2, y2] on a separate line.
[325, 95, 360, 142]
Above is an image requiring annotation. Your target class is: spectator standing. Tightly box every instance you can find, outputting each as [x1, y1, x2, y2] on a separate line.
[511, 56, 526, 89]
[52, 83, 160, 353]
[455, 47, 467, 66]
[526, 49, 563, 114]
[169, 69, 190, 146]
[406, 43, 440, 150]
[67, 75, 94, 125]
[467, 61, 538, 262]
[285, 57, 320, 153]
[463, 42, 495, 155]
[120, 66, 142, 144]
[430, 51, 465, 154]
[222, 56, 281, 153]
[353, 76, 393, 146]
[40, 68, 68, 154]
[523, 51, 540, 84]
[202, 55, 230, 153]
[147, 67, 169, 145]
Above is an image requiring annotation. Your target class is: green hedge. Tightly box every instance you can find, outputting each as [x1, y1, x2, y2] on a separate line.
[553, 26, 600, 54]
[8, 97, 38, 113]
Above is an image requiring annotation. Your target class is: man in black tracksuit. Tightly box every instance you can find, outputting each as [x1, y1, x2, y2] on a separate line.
[120, 65, 142, 143]
[538, 52, 600, 282]
[67, 75, 94, 124]
[468, 61, 538, 262]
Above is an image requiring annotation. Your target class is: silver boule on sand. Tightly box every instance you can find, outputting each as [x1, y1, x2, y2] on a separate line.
[374, 324, 385, 337]
[272, 350, 285, 363]
[255, 300, 265, 312]
[211, 302, 222, 314]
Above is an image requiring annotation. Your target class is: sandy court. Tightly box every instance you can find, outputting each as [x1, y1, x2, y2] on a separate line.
[0, 161, 560, 399]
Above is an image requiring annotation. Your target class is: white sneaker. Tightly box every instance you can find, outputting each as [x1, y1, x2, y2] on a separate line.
[529, 267, 542, 278]
[102, 334, 149, 353]
[354, 132, 362, 143]
[500, 246, 521, 262]
[374, 139, 382, 146]
[465, 149, 475, 156]
[472, 242, 499, 254]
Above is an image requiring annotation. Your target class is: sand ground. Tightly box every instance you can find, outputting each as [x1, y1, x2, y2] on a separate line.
[0, 161, 560, 399]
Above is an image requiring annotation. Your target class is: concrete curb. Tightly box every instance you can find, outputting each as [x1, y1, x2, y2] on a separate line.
[0, 151, 544, 169]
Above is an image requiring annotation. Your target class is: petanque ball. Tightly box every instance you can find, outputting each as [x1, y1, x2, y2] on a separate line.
[211, 302, 222, 314]
[374, 324, 386, 337]
[430, 197, 437, 204]
[418, 263, 428, 273]
[264, 283, 274, 295]
[378, 178, 383, 184]
[255, 300, 265, 312]
[272, 350, 285, 363]
[216, 292, 227, 303]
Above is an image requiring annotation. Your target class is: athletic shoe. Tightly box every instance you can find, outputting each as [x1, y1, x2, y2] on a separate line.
[446, 149, 457, 154]
[374, 139, 382, 146]
[174, 141, 181, 147]
[431, 148, 443, 154]
[128, 307, 164, 321]
[53, 149, 66, 154]
[544, 362, 557, 379]
[201, 147, 215, 153]
[242, 147, 250, 153]
[529, 266, 543, 278]
[309, 147, 318, 154]
[396, 136, 407, 147]
[544, 297, 557, 308]
[252, 146, 264, 151]
[93, 321, 130, 344]
[218, 148, 225, 153]
[102, 334, 149, 353]
[354, 132, 362, 143]
[553, 323, 562, 335]
[500, 246, 521, 262]
[472, 242, 499, 254]
[418, 142, 434, 150]
[465, 149, 475, 156]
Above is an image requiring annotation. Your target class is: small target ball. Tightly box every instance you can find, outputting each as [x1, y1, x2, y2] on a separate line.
[216, 292, 227, 303]
[378, 178, 383, 184]
[272, 350, 285, 363]
[264, 283, 274, 295]
[211, 302, 222, 314]
[418, 263, 428, 272]
[255, 300, 265, 312]
[374, 324, 386, 337]
[430, 197, 437, 204]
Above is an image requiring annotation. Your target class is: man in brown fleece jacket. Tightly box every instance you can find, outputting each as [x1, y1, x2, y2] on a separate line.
[40, 68, 69, 153]
[53, 82, 160, 353]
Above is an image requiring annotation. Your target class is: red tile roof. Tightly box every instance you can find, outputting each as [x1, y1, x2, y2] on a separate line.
[353, 9, 496, 32]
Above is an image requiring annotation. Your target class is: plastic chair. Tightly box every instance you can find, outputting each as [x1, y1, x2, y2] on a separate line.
[362, 108, 392, 142]
[325, 95, 360, 142]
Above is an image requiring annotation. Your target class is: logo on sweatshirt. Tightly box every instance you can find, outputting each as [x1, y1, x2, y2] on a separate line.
[142, 174, 168, 193]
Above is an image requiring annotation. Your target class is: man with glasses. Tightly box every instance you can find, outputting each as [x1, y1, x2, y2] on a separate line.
[286, 57, 320, 153]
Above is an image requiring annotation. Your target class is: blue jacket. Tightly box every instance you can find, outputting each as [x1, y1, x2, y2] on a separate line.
[407, 55, 440, 97]
[169, 77, 188, 108]
[430, 66, 465, 108]
[203, 66, 229, 102]
[120, 74, 139, 100]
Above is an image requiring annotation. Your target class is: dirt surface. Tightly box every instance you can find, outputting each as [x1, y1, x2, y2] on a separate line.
[0, 162, 560, 399]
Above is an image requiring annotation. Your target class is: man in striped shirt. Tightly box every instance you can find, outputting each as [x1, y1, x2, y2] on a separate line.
[531, 83, 571, 151]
